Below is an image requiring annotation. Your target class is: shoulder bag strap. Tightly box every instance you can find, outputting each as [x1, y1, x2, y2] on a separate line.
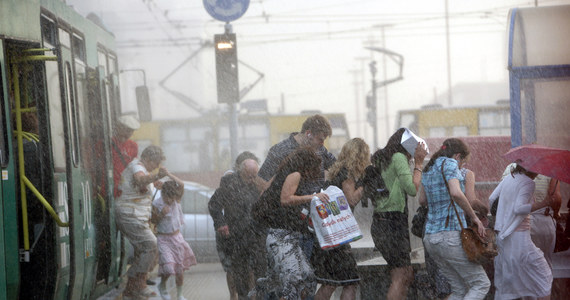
[111, 139, 129, 167]
[441, 159, 465, 230]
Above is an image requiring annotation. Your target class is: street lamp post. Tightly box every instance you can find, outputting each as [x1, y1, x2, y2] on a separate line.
[364, 47, 404, 150]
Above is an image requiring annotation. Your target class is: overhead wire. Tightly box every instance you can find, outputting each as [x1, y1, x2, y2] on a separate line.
[112, 1, 513, 50]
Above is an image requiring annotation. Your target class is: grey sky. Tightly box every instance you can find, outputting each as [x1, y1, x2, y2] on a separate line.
[66, 0, 569, 145]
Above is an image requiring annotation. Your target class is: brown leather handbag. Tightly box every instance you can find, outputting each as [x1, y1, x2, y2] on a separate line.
[441, 160, 498, 264]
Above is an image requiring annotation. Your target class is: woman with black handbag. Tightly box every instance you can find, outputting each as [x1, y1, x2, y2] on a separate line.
[419, 138, 490, 299]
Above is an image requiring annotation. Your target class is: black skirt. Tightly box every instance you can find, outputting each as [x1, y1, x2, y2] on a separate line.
[311, 243, 360, 286]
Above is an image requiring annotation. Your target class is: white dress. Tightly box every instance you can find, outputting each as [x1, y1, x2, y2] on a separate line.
[530, 175, 556, 268]
[490, 173, 552, 299]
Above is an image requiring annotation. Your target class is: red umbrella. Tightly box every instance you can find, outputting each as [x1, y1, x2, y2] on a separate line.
[503, 144, 570, 184]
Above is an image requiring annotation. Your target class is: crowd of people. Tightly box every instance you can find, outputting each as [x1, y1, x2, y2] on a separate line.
[113, 113, 567, 300]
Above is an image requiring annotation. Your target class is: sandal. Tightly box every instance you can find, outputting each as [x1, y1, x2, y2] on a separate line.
[140, 286, 157, 297]
[122, 291, 148, 300]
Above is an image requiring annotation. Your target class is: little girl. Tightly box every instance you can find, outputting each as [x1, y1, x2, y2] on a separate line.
[152, 179, 197, 300]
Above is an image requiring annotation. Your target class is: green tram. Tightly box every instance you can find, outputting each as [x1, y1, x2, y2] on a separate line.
[1, 0, 132, 299]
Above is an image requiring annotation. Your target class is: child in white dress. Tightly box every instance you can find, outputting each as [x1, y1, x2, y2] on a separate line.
[152, 179, 197, 300]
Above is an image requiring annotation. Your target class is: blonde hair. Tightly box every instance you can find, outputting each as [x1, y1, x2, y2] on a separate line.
[327, 138, 370, 182]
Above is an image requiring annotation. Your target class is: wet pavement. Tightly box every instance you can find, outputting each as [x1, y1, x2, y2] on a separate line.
[98, 247, 422, 300]
[97, 233, 423, 300]
[98, 262, 230, 300]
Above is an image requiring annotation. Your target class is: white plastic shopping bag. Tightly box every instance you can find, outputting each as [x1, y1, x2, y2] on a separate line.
[310, 185, 362, 250]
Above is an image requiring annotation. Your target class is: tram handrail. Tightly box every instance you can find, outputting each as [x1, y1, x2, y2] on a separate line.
[16, 131, 39, 142]
[12, 51, 69, 251]
[22, 176, 69, 228]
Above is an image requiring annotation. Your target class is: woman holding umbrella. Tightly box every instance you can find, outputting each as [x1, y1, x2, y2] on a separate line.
[490, 163, 554, 300]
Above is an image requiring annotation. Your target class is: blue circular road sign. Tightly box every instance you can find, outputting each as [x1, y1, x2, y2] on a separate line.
[203, 0, 250, 23]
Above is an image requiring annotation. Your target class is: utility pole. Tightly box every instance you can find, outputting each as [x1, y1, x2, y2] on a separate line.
[380, 26, 390, 142]
[355, 56, 369, 140]
[365, 47, 404, 151]
[369, 61, 378, 150]
[445, 0, 453, 106]
[349, 69, 361, 137]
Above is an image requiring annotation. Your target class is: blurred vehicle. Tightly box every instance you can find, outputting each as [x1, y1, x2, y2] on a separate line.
[155, 181, 218, 262]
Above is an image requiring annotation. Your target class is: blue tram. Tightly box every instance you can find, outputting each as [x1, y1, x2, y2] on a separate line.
[0, 0, 133, 299]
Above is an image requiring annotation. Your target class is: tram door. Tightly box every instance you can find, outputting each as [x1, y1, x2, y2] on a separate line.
[93, 52, 124, 285]
[6, 40, 61, 299]
[36, 16, 94, 299]
[91, 65, 115, 285]
[0, 40, 12, 300]
[56, 27, 96, 300]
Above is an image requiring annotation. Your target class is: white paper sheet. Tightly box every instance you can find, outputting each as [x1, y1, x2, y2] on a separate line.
[400, 128, 429, 156]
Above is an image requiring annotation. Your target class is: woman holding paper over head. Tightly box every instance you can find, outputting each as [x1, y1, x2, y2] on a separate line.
[311, 138, 370, 300]
[370, 128, 428, 300]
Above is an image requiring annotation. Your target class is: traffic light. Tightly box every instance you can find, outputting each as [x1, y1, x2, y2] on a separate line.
[215, 33, 239, 103]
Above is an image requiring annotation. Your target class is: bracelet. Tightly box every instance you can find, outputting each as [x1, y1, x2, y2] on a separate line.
[414, 167, 423, 173]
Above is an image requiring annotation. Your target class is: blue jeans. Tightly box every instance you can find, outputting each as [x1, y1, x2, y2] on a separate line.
[423, 231, 490, 300]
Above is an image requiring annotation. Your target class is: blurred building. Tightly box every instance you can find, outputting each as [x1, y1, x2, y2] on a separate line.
[397, 100, 511, 138]
[131, 102, 349, 187]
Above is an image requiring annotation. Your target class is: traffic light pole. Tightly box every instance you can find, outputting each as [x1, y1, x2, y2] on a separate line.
[225, 23, 239, 164]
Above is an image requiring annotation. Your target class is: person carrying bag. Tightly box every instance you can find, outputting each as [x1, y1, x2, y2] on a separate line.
[419, 138, 490, 299]
[442, 162, 498, 264]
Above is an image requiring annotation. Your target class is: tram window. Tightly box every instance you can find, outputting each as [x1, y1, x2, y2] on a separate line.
[46, 53, 66, 172]
[64, 63, 80, 167]
[74, 61, 89, 168]
[108, 54, 117, 75]
[101, 78, 113, 143]
[97, 50, 107, 76]
[40, 16, 57, 46]
[72, 34, 86, 62]
[58, 28, 71, 48]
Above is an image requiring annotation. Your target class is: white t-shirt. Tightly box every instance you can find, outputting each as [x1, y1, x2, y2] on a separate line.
[118, 158, 154, 202]
[116, 158, 155, 221]
[152, 196, 184, 234]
